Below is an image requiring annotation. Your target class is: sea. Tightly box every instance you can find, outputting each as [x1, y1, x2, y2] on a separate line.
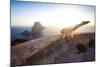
[11, 26, 59, 42]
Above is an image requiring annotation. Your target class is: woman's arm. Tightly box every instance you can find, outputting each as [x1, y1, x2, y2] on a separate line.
[72, 21, 90, 31]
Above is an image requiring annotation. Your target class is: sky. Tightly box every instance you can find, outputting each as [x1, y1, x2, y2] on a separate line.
[11, 0, 95, 30]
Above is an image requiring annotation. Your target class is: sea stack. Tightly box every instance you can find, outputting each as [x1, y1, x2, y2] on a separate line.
[32, 21, 45, 34]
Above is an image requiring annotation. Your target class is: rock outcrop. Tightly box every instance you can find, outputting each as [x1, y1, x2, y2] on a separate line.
[11, 33, 95, 66]
[31, 21, 45, 34]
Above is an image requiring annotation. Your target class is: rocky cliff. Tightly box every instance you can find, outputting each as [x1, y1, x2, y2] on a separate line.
[11, 33, 95, 66]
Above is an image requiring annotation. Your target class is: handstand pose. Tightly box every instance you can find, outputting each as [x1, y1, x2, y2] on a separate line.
[60, 21, 90, 40]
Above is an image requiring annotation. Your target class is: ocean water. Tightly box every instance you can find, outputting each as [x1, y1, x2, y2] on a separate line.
[11, 26, 58, 42]
[11, 26, 32, 41]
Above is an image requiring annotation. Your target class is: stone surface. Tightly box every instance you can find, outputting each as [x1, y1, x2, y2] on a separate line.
[11, 33, 95, 66]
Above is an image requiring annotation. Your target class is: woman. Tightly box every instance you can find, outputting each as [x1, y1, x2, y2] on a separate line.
[60, 21, 90, 40]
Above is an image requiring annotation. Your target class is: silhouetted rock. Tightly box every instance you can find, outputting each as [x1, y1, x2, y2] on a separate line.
[32, 21, 45, 34]
[21, 30, 31, 36]
[11, 39, 28, 47]
[20, 22, 45, 40]
[75, 43, 87, 54]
